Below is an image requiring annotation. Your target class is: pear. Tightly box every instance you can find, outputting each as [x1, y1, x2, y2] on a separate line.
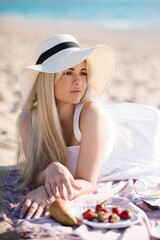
[49, 199, 78, 226]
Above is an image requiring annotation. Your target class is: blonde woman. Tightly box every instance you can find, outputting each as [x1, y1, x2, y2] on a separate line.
[17, 34, 160, 220]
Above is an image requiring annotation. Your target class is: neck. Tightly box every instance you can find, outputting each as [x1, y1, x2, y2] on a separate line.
[56, 102, 75, 124]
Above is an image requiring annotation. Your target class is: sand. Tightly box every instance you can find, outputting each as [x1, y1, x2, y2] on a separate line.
[0, 16, 160, 239]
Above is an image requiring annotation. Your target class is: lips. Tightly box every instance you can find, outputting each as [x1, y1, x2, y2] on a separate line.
[70, 89, 82, 94]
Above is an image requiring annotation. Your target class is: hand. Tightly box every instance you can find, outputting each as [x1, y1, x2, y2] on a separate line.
[18, 185, 53, 219]
[44, 162, 81, 200]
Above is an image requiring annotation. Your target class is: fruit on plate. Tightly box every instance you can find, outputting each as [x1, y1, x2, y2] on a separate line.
[108, 213, 120, 223]
[101, 207, 111, 215]
[95, 203, 110, 214]
[49, 199, 78, 226]
[82, 203, 133, 223]
[82, 209, 95, 221]
[120, 209, 133, 220]
[95, 203, 103, 213]
[112, 206, 122, 216]
[97, 211, 110, 222]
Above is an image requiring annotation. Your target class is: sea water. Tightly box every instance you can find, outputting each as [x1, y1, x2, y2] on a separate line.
[0, 0, 160, 30]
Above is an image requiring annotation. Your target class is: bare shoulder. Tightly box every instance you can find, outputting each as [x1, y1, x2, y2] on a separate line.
[80, 100, 109, 131]
[81, 100, 108, 119]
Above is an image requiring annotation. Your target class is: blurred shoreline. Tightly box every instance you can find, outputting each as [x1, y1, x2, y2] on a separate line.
[1, 0, 160, 30]
[0, 17, 160, 167]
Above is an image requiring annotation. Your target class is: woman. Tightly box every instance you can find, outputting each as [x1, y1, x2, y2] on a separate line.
[17, 34, 160, 220]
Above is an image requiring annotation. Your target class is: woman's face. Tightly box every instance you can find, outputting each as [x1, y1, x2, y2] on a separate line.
[54, 61, 87, 105]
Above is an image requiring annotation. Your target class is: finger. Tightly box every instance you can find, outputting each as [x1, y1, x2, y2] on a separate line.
[18, 195, 27, 211]
[51, 183, 59, 199]
[62, 177, 73, 200]
[45, 182, 53, 199]
[69, 175, 82, 190]
[44, 206, 49, 217]
[57, 181, 66, 200]
[20, 198, 32, 219]
[25, 201, 38, 219]
[33, 205, 44, 219]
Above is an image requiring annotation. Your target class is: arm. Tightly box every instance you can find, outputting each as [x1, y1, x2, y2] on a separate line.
[73, 101, 109, 198]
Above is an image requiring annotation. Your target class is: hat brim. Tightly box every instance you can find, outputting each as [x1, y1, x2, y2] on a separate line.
[19, 45, 115, 109]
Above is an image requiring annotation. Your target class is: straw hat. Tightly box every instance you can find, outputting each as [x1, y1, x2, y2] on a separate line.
[18, 34, 115, 110]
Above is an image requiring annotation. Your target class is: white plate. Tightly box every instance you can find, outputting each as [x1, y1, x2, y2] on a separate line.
[150, 226, 160, 239]
[71, 205, 139, 229]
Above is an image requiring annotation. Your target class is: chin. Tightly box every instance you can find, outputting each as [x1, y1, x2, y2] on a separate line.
[70, 96, 83, 104]
[72, 99, 81, 104]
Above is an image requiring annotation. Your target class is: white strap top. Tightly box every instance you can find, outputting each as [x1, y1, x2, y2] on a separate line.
[73, 100, 97, 142]
[66, 102, 85, 176]
[73, 103, 84, 143]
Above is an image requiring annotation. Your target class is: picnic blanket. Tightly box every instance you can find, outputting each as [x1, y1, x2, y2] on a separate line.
[1, 168, 160, 239]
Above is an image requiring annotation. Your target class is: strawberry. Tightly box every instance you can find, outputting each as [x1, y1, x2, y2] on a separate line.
[101, 207, 110, 214]
[82, 209, 95, 221]
[112, 206, 122, 216]
[97, 211, 109, 222]
[95, 203, 103, 213]
[108, 213, 120, 223]
[120, 209, 133, 220]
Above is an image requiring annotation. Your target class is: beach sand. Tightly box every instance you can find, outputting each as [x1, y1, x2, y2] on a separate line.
[0, 17, 160, 239]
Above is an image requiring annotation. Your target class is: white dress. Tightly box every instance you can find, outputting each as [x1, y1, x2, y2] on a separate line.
[67, 102, 160, 183]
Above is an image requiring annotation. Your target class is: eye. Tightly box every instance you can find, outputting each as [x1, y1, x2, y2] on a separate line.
[80, 72, 88, 76]
[64, 71, 73, 76]
[63, 71, 72, 76]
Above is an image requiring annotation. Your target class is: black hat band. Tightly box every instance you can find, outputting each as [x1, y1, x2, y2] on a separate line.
[36, 41, 80, 65]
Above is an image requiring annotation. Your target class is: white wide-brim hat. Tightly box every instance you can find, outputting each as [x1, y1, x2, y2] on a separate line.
[18, 34, 115, 110]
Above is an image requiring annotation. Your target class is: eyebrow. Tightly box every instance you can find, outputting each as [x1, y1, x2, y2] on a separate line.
[68, 67, 87, 71]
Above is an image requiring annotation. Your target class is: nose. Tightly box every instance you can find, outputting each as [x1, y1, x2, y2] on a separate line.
[73, 74, 82, 85]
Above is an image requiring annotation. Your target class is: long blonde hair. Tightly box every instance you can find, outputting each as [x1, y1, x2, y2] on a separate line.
[17, 61, 93, 187]
[17, 72, 68, 186]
